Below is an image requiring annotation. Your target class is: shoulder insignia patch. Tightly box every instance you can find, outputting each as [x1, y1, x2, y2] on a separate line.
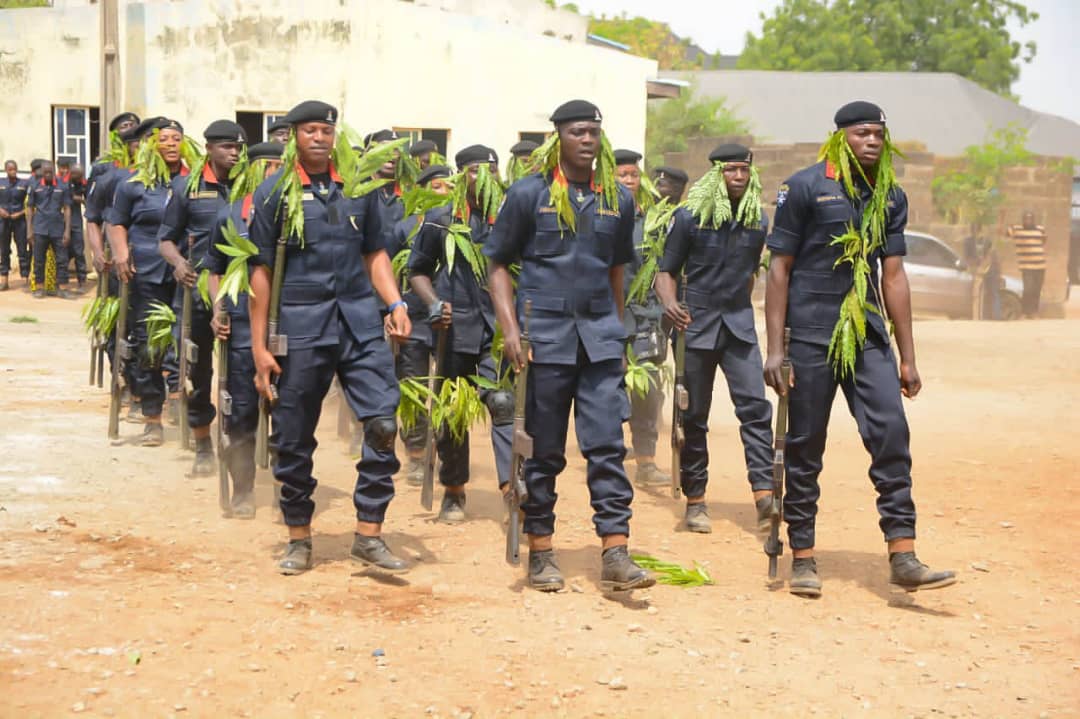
[776, 184, 789, 208]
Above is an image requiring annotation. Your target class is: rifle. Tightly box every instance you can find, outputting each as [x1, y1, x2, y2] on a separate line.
[256, 233, 288, 469]
[178, 242, 197, 450]
[89, 259, 107, 385]
[764, 328, 792, 579]
[216, 311, 232, 514]
[420, 320, 447, 512]
[670, 281, 688, 500]
[96, 265, 108, 388]
[505, 300, 533, 566]
[107, 278, 130, 440]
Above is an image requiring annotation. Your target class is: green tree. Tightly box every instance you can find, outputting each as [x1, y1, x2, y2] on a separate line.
[0, 0, 50, 6]
[739, 0, 1038, 96]
[588, 15, 704, 70]
[931, 124, 1032, 231]
[646, 87, 750, 168]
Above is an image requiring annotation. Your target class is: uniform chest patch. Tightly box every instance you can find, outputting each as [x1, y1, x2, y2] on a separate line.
[776, 184, 789, 208]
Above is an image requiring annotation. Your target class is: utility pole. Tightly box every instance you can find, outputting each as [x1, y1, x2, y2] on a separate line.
[100, 0, 120, 149]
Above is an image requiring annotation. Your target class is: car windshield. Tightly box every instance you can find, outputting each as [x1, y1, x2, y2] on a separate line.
[906, 235, 958, 269]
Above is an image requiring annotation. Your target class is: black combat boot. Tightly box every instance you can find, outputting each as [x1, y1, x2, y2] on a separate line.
[755, 495, 773, 533]
[350, 535, 409, 574]
[790, 557, 822, 598]
[600, 545, 655, 592]
[279, 538, 313, 575]
[191, 436, 214, 477]
[141, 422, 164, 447]
[438, 492, 466, 524]
[404, 456, 425, 487]
[528, 549, 565, 592]
[684, 502, 712, 533]
[889, 552, 957, 592]
[228, 437, 256, 519]
[633, 461, 670, 488]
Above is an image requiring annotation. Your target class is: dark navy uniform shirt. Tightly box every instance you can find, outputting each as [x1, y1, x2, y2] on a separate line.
[157, 164, 232, 267]
[767, 160, 907, 347]
[484, 173, 635, 365]
[384, 213, 430, 346]
[659, 207, 769, 349]
[68, 178, 87, 227]
[247, 164, 385, 350]
[0, 176, 30, 215]
[206, 197, 255, 350]
[84, 161, 123, 226]
[28, 178, 71, 237]
[106, 173, 180, 284]
[374, 184, 404, 251]
[409, 204, 496, 355]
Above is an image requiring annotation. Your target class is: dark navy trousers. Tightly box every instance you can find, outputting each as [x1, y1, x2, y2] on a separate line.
[523, 345, 633, 538]
[272, 318, 401, 527]
[131, 276, 175, 417]
[681, 326, 774, 497]
[784, 339, 917, 549]
[435, 333, 512, 489]
[223, 343, 259, 494]
[1, 217, 29, 277]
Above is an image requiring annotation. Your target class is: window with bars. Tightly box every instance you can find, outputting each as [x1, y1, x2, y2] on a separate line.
[235, 111, 287, 143]
[52, 106, 100, 169]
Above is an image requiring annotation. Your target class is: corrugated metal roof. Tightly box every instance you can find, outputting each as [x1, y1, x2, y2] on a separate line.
[661, 70, 1080, 159]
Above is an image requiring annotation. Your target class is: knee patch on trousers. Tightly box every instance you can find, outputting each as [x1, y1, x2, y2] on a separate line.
[364, 416, 397, 452]
[485, 390, 514, 425]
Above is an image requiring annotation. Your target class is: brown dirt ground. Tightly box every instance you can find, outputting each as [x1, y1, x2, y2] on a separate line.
[1, 282, 1078, 719]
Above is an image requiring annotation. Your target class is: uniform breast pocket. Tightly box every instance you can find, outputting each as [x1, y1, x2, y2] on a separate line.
[814, 200, 853, 228]
[592, 214, 618, 259]
[532, 211, 568, 257]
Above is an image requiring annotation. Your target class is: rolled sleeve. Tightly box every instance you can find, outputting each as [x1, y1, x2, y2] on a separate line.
[356, 192, 384, 256]
[657, 207, 692, 275]
[484, 182, 531, 266]
[766, 177, 808, 256]
[883, 189, 909, 257]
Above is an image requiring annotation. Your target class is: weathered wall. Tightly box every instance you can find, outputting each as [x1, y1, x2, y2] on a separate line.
[0, 4, 100, 167]
[667, 137, 1072, 314]
[0, 0, 652, 170]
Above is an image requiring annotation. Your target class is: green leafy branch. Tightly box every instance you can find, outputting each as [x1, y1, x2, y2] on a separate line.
[143, 300, 177, 363]
[81, 295, 120, 337]
[626, 198, 680, 306]
[215, 218, 259, 305]
[444, 222, 487, 285]
[631, 554, 714, 587]
[397, 376, 488, 443]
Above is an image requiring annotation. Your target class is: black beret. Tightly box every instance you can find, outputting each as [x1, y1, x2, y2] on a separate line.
[130, 117, 158, 140]
[267, 118, 290, 134]
[204, 119, 246, 144]
[653, 166, 689, 184]
[550, 99, 602, 125]
[613, 149, 643, 166]
[455, 144, 499, 170]
[154, 117, 184, 135]
[834, 100, 886, 128]
[417, 164, 451, 186]
[509, 140, 539, 157]
[366, 129, 400, 145]
[709, 143, 753, 164]
[247, 142, 284, 162]
[108, 112, 140, 132]
[30, 158, 44, 170]
[409, 139, 438, 157]
[284, 100, 338, 126]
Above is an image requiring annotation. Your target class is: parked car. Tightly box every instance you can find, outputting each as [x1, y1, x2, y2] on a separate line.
[904, 231, 1022, 320]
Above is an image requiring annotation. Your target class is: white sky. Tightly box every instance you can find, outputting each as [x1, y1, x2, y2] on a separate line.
[569, 0, 1080, 124]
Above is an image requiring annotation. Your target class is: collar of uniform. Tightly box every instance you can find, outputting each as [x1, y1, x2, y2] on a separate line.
[295, 162, 343, 188]
[553, 164, 600, 193]
[824, 160, 837, 180]
[202, 162, 221, 186]
[38, 177, 58, 187]
[241, 194, 254, 222]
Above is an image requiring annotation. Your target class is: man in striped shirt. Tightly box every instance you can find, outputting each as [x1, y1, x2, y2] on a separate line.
[1008, 211, 1047, 318]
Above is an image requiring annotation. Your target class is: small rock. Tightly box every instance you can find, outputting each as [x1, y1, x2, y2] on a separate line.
[999, 521, 1014, 529]
[570, 582, 584, 594]
[646, 606, 658, 615]
[85, 688, 104, 696]
[344, 671, 358, 683]
[71, 703, 87, 713]
[608, 677, 628, 691]
[247, 664, 263, 672]
[627, 624, 643, 633]
[174, 704, 187, 712]
[595, 677, 609, 685]
[971, 562, 990, 572]
[503, 636, 517, 643]
[372, 648, 385, 657]
[57, 516, 77, 527]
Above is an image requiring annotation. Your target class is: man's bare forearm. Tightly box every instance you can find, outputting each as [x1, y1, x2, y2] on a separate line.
[249, 266, 271, 353]
[764, 255, 793, 357]
[364, 250, 403, 307]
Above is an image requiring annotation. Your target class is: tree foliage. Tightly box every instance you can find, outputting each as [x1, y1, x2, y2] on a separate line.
[645, 86, 750, 167]
[588, 15, 706, 70]
[738, 0, 1038, 96]
[931, 124, 1032, 230]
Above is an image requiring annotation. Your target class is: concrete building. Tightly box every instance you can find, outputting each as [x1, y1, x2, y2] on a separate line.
[0, 0, 661, 169]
